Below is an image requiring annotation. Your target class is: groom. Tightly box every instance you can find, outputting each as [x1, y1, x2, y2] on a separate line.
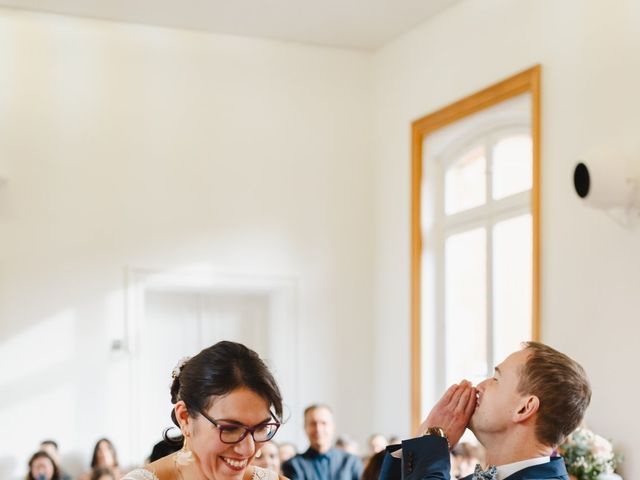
[381, 341, 591, 480]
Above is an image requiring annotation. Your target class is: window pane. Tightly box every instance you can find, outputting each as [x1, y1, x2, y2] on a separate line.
[493, 214, 532, 364]
[445, 227, 487, 385]
[445, 146, 486, 215]
[492, 135, 532, 199]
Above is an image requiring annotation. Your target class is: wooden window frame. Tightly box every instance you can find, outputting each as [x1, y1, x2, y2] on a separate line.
[410, 65, 541, 431]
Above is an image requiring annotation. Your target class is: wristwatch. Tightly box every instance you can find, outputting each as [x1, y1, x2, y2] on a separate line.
[422, 426, 449, 448]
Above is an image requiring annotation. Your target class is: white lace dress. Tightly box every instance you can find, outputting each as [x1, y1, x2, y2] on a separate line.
[122, 466, 279, 480]
[122, 470, 158, 480]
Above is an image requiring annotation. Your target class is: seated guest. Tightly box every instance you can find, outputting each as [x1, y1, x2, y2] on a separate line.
[90, 467, 116, 480]
[252, 441, 282, 474]
[380, 341, 591, 480]
[39, 440, 71, 480]
[367, 434, 388, 456]
[387, 436, 401, 446]
[335, 435, 359, 456]
[450, 442, 483, 479]
[26, 450, 60, 480]
[363, 434, 387, 467]
[279, 442, 298, 464]
[79, 438, 121, 480]
[282, 404, 363, 480]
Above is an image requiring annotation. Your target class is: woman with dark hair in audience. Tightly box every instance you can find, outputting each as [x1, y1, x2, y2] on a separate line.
[39, 440, 72, 480]
[26, 450, 60, 480]
[90, 467, 116, 480]
[123, 340, 286, 480]
[80, 438, 121, 480]
[360, 450, 385, 480]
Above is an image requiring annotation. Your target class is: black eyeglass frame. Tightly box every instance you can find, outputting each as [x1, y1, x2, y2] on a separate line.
[198, 409, 281, 444]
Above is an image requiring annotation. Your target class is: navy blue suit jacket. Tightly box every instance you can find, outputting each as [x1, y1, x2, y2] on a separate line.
[379, 436, 569, 480]
[282, 447, 363, 480]
[379, 436, 450, 480]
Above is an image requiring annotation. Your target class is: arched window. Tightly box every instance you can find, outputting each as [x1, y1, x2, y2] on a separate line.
[411, 67, 541, 428]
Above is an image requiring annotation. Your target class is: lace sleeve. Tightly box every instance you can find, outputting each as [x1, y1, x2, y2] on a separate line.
[252, 466, 279, 480]
[121, 468, 160, 480]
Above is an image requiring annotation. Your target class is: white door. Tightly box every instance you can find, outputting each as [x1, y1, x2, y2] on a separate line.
[134, 289, 271, 462]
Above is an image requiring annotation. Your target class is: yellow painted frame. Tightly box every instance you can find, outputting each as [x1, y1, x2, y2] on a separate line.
[410, 65, 541, 431]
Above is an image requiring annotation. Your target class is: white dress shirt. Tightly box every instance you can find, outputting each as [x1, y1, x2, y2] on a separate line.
[495, 456, 550, 480]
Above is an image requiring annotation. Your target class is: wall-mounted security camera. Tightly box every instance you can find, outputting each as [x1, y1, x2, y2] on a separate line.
[573, 154, 640, 211]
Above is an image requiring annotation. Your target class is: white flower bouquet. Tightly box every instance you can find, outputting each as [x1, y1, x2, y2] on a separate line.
[558, 427, 622, 480]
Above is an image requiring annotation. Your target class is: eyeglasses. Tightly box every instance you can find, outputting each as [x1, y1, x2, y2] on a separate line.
[198, 410, 281, 444]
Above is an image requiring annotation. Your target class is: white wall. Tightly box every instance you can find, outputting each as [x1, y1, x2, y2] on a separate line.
[371, 0, 640, 477]
[0, 8, 374, 478]
[3, 1, 639, 478]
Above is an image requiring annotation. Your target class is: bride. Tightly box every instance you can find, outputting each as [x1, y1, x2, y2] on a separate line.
[123, 341, 286, 480]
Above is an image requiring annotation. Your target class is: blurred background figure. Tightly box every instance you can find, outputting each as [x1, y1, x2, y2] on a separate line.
[450, 442, 484, 479]
[79, 438, 121, 480]
[89, 467, 116, 480]
[366, 434, 387, 456]
[362, 433, 387, 467]
[278, 442, 297, 465]
[282, 404, 363, 480]
[252, 441, 281, 474]
[38, 440, 71, 480]
[387, 435, 401, 446]
[335, 434, 359, 456]
[26, 450, 60, 480]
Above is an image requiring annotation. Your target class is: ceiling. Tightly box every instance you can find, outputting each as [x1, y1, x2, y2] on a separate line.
[0, 0, 462, 50]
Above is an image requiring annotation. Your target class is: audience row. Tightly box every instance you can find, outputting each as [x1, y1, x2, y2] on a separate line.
[26, 439, 119, 480]
[24, 400, 484, 480]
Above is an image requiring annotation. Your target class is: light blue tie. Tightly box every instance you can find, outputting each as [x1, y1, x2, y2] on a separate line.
[472, 464, 497, 480]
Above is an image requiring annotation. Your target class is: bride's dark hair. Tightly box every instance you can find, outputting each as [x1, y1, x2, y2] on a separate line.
[167, 341, 283, 440]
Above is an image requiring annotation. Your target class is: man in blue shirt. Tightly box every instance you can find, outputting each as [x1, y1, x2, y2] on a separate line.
[282, 404, 363, 480]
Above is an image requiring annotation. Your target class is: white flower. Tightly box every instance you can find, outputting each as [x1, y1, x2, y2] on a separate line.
[591, 434, 613, 458]
[172, 356, 191, 379]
